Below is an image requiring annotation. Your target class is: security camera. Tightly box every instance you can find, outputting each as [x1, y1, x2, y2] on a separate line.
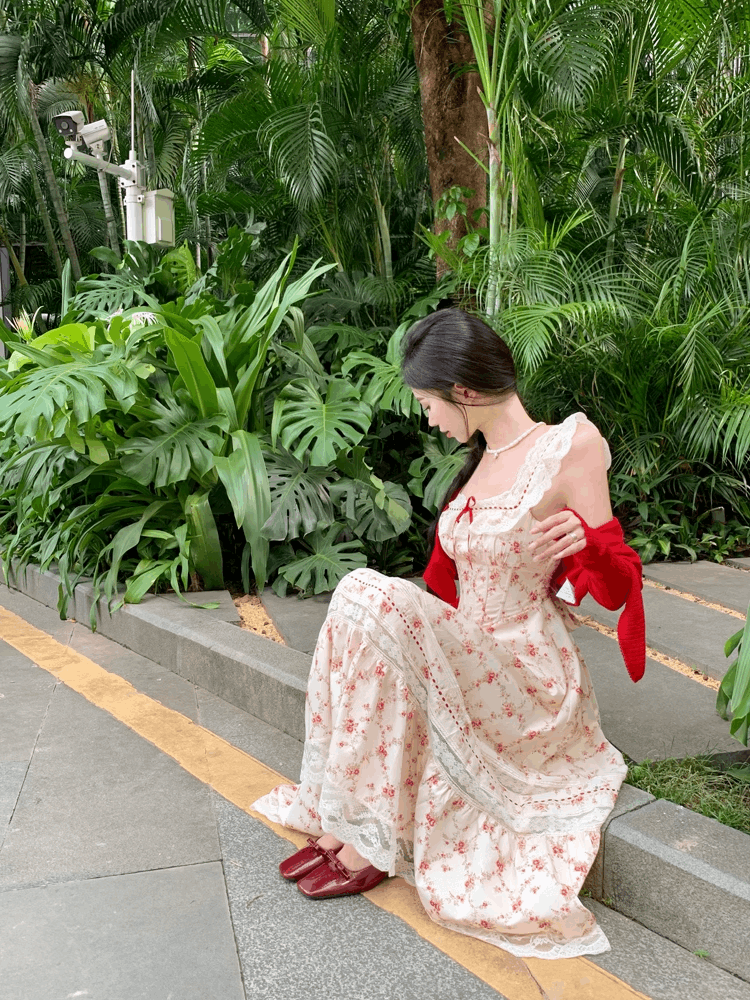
[52, 111, 85, 141]
[79, 120, 111, 147]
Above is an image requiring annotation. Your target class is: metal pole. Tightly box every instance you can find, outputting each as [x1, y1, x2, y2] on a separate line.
[63, 146, 134, 180]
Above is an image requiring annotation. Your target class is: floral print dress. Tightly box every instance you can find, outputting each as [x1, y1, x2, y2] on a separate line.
[252, 413, 627, 959]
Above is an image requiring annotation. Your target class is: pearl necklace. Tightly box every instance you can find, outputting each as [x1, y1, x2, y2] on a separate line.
[485, 422, 543, 456]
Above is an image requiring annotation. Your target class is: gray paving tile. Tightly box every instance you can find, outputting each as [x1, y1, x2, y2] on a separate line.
[0, 684, 220, 891]
[643, 562, 750, 615]
[196, 687, 304, 782]
[585, 900, 750, 1000]
[261, 587, 331, 654]
[580, 587, 738, 680]
[0, 862, 245, 1000]
[726, 557, 750, 572]
[68, 622, 200, 721]
[213, 794, 509, 1000]
[0, 761, 27, 846]
[0, 641, 56, 762]
[575, 626, 739, 761]
[157, 587, 241, 622]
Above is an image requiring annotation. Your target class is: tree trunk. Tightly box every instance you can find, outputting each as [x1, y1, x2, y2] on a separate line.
[28, 90, 82, 281]
[0, 222, 28, 286]
[96, 161, 121, 259]
[606, 134, 629, 266]
[26, 151, 64, 278]
[19, 212, 26, 275]
[410, 0, 487, 278]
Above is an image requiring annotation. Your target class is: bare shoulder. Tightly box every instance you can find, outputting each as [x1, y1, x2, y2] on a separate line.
[566, 418, 610, 470]
[560, 418, 613, 525]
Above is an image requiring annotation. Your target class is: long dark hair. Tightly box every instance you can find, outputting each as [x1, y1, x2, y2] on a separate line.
[401, 308, 518, 549]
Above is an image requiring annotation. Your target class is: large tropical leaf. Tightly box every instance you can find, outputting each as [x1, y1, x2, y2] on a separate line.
[262, 448, 333, 542]
[408, 434, 467, 513]
[0, 348, 141, 438]
[119, 399, 227, 488]
[184, 490, 224, 590]
[214, 430, 271, 589]
[164, 327, 221, 418]
[276, 523, 367, 596]
[271, 378, 372, 466]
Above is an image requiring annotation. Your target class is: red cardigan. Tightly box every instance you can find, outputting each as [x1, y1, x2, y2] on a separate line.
[423, 506, 646, 682]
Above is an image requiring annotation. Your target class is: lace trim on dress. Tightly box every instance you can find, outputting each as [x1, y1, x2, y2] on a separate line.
[442, 412, 604, 537]
[313, 596, 621, 834]
[428, 914, 611, 960]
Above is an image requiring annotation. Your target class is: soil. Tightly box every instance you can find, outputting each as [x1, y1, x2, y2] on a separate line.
[232, 593, 286, 645]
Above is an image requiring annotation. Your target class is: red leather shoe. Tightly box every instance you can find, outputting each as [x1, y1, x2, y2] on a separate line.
[296, 848, 388, 898]
[278, 838, 340, 881]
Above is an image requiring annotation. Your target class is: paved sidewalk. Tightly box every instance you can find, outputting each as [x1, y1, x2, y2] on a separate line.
[2, 587, 750, 1000]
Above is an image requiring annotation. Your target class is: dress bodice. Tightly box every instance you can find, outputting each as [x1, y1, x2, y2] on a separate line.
[438, 413, 607, 627]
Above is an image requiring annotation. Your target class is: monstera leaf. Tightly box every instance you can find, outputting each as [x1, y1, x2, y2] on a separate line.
[408, 433, 466, 513]
[119, 398, 227, 488]
[271, 378, 372, 466]
[261, 448, 333, 542]
[275, 523, 367, 596]
[332, 447, 412, 542]
[342, 324, 421, 418]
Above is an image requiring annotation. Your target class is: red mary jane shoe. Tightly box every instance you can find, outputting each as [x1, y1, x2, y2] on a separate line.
[296, 848, 388, 899]
[278, 838, 340, 881]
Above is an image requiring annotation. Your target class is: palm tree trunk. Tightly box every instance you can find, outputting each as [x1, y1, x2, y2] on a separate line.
[487, 104, 503, 318]
[606, 134, 629, 266]
[0, 222, 27, 286]
[26, 152, 63, 278]
[19, 212, 26, 274]
[28, 88, 82, 281]
[410, 0, 487, 279]
[372, 187, 392, 281]
[96, 162, 121, 259]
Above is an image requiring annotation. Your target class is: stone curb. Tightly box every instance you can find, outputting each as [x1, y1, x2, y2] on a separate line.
[3, 562, 308, 742]
[3, 561, 749, 983]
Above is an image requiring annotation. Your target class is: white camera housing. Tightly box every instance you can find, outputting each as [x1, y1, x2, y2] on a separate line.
[79, 120, 111, 147]
[52, 111, 85, 141]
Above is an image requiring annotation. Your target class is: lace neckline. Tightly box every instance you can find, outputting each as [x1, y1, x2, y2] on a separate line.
[450, 413, 583, 507]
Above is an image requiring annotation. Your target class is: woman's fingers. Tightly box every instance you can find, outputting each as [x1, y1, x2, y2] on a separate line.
[529, 515, 585, 562]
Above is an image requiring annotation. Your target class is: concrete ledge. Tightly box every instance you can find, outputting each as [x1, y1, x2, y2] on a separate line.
[3, 562, 309, 742]
[4, 559, 750, 982]
[600, 798, 750, 981]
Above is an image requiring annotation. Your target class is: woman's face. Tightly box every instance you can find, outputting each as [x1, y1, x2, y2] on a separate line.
[413, 390, 468, 442]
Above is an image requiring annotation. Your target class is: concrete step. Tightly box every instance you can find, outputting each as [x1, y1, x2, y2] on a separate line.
[726, 557, 750, 572]
[643, 561, 750, 615]
[579, 586, 739, 681]
[574, 626, 737, 760]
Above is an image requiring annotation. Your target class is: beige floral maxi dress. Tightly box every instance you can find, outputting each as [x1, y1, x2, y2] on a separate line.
[252, 413, 627, 959]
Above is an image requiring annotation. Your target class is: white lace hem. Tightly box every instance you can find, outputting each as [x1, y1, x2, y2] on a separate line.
[428, 912, 612, 960]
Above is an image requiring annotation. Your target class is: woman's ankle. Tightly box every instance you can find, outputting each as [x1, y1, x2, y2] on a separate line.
[317, 832, 344, 850]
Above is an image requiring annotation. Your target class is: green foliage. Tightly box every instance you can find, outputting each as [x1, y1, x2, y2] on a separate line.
[717, 601, 750, 750]
[0, 242, 425, 609]
[626, 754, 750, 836]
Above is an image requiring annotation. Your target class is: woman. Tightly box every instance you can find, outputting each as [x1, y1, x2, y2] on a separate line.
[252, 308, 643, 959]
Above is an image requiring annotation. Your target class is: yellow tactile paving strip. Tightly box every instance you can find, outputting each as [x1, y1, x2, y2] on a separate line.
[0, 604, 649, 1000]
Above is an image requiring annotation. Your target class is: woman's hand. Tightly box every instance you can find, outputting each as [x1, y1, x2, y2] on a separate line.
[529, 510, 586, 563]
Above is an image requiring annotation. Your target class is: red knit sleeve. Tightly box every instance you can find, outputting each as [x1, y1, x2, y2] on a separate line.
[423, 528, 459, 608]
[553, 510, 646, 682]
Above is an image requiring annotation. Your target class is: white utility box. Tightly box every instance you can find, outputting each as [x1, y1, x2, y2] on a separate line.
[143, 189, 175, 246]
